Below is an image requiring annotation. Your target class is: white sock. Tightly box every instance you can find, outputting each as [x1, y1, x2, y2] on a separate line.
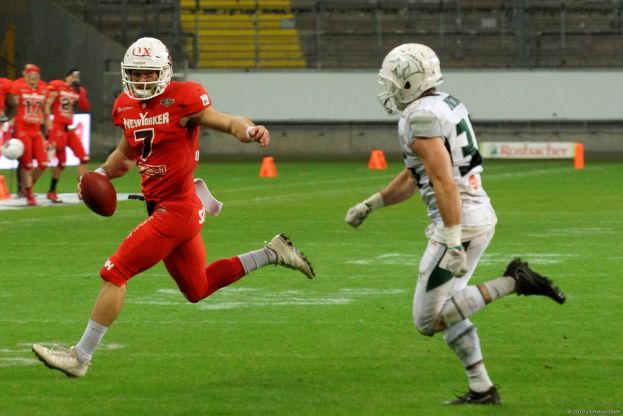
[466, 363, 493, 393]
[444, 321, 483, 367]
[444, 321, 493, 393]
[238, 247, 276, 274]
[75, 319, 108, 362]
[482, 276, 515, 301]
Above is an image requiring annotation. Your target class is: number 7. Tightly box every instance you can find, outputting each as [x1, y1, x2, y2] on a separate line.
[134, 128, 154, 161]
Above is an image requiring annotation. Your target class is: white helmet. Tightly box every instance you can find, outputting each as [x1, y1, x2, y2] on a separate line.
[377, 43, 443, 113]
[121, 37, 172, 100]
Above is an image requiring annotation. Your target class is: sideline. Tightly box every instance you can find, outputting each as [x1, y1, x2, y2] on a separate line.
[0, 193, 131, 210]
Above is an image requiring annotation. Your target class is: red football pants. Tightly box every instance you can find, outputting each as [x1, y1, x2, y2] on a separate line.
[16, 129, 48, 169]
[49, 124, 89, 166]
[100, 198, 245, 302]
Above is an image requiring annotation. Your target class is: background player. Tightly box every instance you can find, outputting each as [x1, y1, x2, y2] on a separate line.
[0, 76, 18, 142]
[32, 37, 315, 377]
[44, 68, 91, 202]
[345, 43, 566, 405]
[11, 64, 48, 205]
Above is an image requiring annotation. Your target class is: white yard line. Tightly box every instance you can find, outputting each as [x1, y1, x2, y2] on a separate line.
[0, 192, 133, 211]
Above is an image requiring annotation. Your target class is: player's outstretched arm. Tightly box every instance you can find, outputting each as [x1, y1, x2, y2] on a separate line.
[188, 107, 270, 147]
[346, 168, 417, 228]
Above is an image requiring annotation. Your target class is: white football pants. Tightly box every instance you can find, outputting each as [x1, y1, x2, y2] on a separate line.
[412, 224, 495, 336]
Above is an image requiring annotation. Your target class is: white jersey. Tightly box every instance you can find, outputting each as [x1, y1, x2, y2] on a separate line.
[398, 91, 497, 227]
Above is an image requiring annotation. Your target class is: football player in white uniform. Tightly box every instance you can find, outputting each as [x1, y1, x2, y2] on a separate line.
[346, 43, 566, 405]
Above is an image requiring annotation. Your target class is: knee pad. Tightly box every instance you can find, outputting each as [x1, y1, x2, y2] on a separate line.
[439, 286, 486, 328]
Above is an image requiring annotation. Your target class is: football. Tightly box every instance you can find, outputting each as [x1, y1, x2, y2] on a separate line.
[2, 138, 25, 160]
[80, 172, 117, 217]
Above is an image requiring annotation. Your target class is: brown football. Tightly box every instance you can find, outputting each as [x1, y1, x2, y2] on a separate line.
[80, 172, 117, 217]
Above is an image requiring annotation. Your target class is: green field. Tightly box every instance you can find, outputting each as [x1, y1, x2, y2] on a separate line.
[1, 159, 621, 415]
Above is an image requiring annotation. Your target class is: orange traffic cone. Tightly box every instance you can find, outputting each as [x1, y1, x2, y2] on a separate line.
[368, 150, 387, 170]
[574, 143, 585, 170]
[259, 156, 278, 178]
[0, 175, 10, 199]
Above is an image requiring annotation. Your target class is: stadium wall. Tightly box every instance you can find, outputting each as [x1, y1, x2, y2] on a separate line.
[0, 0, 125, 128]
[189, 70, 623, 161]
[1, 0, 620, 160]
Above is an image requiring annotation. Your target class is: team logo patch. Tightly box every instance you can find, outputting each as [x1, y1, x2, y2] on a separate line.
[200, 93, 210, 106]
[410, 117, 434, 129]
[138, 162, 166, 177]
[160, 97, 175, 107]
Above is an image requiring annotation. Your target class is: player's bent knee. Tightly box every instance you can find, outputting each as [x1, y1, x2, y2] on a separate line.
[182, 291, 204, 304]
[413, 314, 436, 337]
[100, 264, 129, 287]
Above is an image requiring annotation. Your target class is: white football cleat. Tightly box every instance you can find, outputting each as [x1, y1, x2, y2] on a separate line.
[265, 233, 315, 279]
[32, 343, 90, 378]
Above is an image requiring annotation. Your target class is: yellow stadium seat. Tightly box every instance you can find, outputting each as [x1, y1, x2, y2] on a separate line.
[180, 0, 306, 69]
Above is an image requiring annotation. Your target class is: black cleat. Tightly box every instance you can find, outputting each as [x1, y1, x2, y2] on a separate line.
[445, 386, 501, 405]
[505, 258, 566, 304]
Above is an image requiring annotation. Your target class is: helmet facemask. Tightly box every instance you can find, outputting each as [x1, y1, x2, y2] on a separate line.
[377, 75, 402, 114]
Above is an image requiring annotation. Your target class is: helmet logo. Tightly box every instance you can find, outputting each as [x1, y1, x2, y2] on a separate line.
[133, 47, 152, 57]
[392, 57, 422, 81]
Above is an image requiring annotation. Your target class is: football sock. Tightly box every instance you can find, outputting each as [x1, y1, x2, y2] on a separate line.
[440, 286, 486, 327]
[444, 320, 483, 368]
[443, 321, 492, 392]
[49, 177, 58, 193]
[482, 276, 515, 301]
[466, 362, 494, 393]
[238, 247, 277, 274]
[204, 257, 246, 297]
[75, 319, 108, 362]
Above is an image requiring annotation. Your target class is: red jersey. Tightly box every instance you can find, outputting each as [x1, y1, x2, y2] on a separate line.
[0, 77, 12, 113]
[112, 80, 211, 203]
[12, 78, 48, 133]
[48, 80, 90, 126]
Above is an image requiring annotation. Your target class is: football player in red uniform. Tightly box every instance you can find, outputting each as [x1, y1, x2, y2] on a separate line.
[0, 76, 18, 122]
[44, 68, 91, 202]
[11, 64, 49, 205]
[33, 37, 315, 377]
[0, 76, 18, 142]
